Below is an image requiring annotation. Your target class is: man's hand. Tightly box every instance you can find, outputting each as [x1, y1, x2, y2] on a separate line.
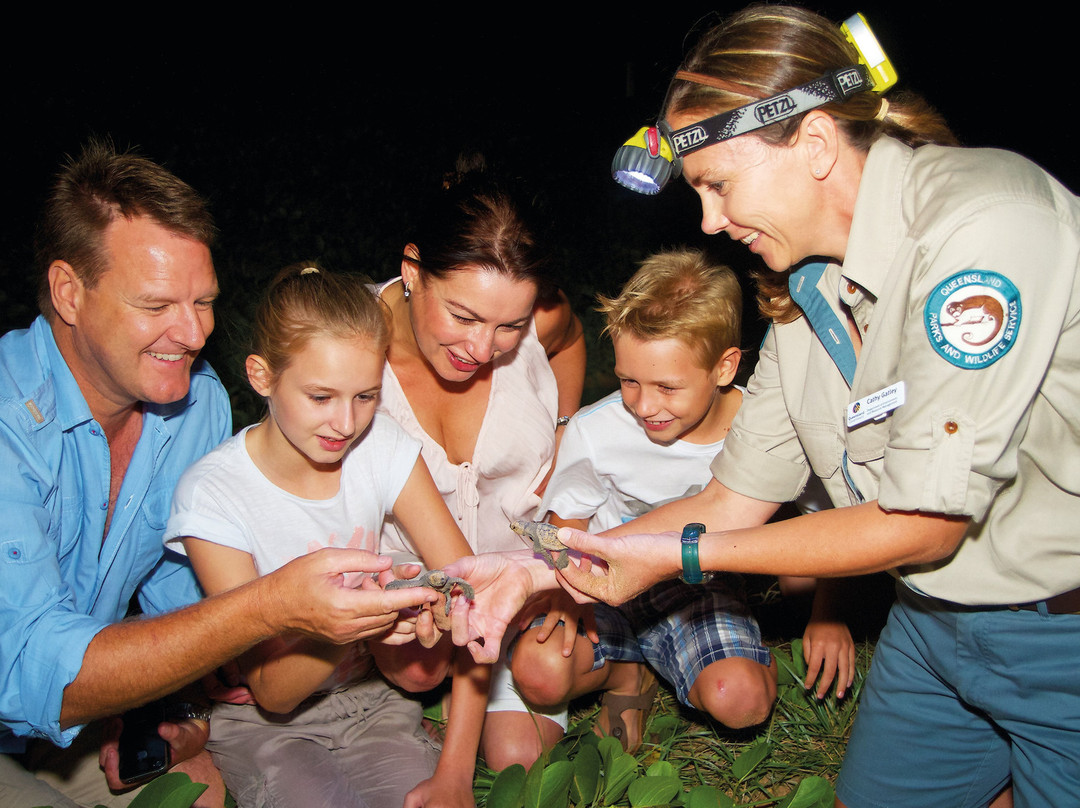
[442, 551, 555, 663]
[100, 714, 212, 791]
[259, 548, 439, 643]
[555, 528, 682, 606]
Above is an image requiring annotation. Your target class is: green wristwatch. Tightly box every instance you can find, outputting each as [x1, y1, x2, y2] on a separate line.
[679, 522, 713, 584]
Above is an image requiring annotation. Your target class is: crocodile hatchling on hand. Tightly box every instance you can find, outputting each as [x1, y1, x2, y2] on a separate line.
[510, 519, 570, 570]
[385, 570, 475, 615]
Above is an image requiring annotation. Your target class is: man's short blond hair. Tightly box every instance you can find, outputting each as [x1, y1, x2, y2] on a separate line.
[598, 248, 741, 369]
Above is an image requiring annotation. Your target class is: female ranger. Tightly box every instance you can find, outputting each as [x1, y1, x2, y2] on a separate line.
[451, 7, 1080, 808]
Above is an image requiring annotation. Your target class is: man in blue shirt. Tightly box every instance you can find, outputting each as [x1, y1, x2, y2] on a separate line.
[0, 142, 437, 807]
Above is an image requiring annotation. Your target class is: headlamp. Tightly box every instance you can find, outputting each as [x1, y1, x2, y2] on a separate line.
[611, 12, 896, 195]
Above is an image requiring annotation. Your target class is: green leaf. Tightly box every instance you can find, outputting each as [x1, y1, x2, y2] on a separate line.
[776, 776, 834, 808]
[790, 639, 807, 677]
[772, 647, 800, 687]
[527, 760, 573, 808]
[600, 753, 639, 805]
[597, 735, 623, 770]
[627, 774, 681, 807]
[488, 764, 528, 808]
[548, 744, 570, 765]
[570, 744, 601, 805]
[686, 785, 735, 808]
[731, 740, 771, 781]
[645, 760, 676, 779]
[128, 772, 208, 808]
[646, 713, 680, 743]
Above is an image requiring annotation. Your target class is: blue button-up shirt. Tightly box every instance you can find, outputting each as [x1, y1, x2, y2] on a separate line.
[0, 317, 231, 751]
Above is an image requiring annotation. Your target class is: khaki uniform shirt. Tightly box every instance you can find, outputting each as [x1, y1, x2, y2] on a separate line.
[713, 136, 1080, 604]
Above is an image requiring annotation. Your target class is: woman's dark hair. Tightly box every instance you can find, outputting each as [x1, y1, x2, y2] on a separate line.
[407, 153, 554, 299]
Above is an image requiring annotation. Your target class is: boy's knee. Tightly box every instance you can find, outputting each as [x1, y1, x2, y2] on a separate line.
[510, 630, 575, 706]
[689, 657, 777, 728]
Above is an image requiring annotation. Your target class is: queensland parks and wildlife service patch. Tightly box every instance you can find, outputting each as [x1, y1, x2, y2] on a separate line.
[924, 270, 1021, 368]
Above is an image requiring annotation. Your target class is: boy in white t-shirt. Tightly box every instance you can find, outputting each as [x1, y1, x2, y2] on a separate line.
[511, 249, 853, 751]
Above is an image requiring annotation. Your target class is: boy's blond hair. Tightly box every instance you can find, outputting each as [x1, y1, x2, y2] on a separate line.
[597, 248, 741, 369]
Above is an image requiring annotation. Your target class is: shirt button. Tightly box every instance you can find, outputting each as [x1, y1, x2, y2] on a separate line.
[944, 421, 959, 434]
[100, 501, 108, 510]
[6, 546, 21, 560]
[89, 428, 98, 436]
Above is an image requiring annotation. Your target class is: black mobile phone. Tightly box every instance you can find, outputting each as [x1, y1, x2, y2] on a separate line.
[118, 700, 170, 785]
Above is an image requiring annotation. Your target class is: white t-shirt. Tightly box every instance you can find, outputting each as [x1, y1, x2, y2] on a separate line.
[165, 417, 420, 574]
[539, 390, 730, 533]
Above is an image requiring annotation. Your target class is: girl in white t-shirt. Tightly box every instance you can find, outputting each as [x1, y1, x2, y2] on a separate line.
[165, 265, 472, 808]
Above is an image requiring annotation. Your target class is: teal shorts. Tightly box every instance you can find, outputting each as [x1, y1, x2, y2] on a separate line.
[836, 583, 1080, 808]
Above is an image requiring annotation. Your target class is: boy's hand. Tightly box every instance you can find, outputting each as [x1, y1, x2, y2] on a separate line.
[517, 590, 599, 658]
[802, 619, 856, 699]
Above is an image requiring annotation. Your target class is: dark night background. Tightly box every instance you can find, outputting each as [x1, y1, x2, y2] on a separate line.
[4, 6, 1074, 421]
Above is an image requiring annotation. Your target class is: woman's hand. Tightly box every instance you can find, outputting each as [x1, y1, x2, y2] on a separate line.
[555, 528, 682, 606]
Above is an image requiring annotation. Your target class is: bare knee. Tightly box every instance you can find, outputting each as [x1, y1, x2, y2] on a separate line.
[372, 640, 451, 692]
[510, 628, 577, 707]
[482, 712, 564, 770]
[688, 657, 777, 728]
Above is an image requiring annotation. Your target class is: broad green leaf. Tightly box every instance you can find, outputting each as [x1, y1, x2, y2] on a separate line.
[597, 735, 623, 770]
[772, 648, 800, 687]
[600, 753, 639, 805]
[731, 740, 771, 781]
[790, 639, 807, 677]
[647, 713, 680, 743]
[645, 760, 676, 779]
[777, 776, 834, 808]
[627, 774, 681, 807]
[524, 755, 547, 808]
[129, 773, 208, 808]
[686, 784, 735, 808]
[549, 744, 570, 764]
[529, 760, 573, 808]
[488, 764, 528, 808]
[570, 744, 601, 805]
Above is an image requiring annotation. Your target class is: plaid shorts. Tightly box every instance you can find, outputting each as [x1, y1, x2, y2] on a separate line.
[591, 575, 770, 706]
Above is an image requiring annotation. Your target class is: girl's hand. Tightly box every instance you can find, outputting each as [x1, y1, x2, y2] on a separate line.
[802, 619, 856, 699]
[404, 769, 476, 808]
[442, 551, 557, 663]
[517, 590, 599, 658]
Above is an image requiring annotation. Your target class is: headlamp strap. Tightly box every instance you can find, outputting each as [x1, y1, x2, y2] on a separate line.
[668, 65, 872, 157]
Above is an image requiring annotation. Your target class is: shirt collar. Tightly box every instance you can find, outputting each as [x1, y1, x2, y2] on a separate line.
[840, 136, 914, 300]
[33, 316, 95, 432]
[33, 315, 198, 433]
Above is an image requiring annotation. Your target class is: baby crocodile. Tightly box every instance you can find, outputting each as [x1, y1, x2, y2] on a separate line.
[385, 569, 475, 615]
[510, 519, 570, 570]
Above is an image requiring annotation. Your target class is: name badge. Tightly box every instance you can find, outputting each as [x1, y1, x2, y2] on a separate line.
[847, 381, 905, 428]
